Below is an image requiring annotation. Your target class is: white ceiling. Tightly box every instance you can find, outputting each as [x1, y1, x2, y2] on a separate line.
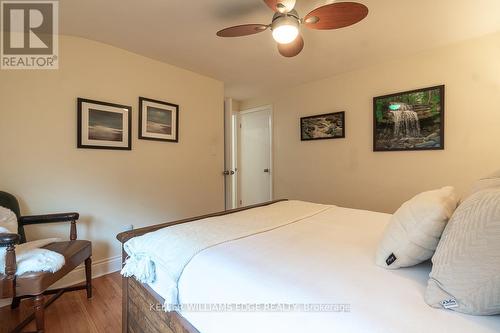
[60, 0, 500, 100]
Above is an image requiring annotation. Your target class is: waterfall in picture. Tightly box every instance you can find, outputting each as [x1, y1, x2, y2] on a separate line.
[390, 103, 421, 138]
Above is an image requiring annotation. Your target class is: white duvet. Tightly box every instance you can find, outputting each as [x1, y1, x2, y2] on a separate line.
[146, 202, 500, 333]
[122, 200, 330, 305]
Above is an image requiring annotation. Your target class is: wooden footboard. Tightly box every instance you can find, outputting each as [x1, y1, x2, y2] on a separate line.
[117, 200, 287, 333]
[123, 275, 199, 333]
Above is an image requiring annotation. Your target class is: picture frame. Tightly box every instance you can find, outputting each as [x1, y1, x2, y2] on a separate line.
[300, 111, 345, 141]
[139, 97, 179, 142]
[77, 98, 132, 150]
[373, 85, 445, 152]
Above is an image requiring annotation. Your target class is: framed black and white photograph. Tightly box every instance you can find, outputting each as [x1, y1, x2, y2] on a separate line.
[373, 85, 445, 152]
[139, 97, 179, 142]
[77, 98, 132, 150]
[301, 112, 345, 141]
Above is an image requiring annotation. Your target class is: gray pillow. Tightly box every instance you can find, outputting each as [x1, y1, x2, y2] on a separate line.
[425, 188, 500, 315]
[463, 169, 500, 200]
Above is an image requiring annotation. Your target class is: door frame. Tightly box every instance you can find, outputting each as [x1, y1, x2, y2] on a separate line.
[224, 98, 239, 210]
[237, 105, 274, 206]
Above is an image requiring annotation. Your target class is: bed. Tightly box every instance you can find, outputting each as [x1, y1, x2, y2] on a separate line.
[116, 200, 500, 333]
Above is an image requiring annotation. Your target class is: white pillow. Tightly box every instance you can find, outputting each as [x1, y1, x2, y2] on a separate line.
[376, 187, 459, 269]
[425, 188, 500, 315]
[0, 206, 18, 234]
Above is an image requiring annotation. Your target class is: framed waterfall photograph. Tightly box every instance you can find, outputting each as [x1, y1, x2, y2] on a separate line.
[139, 97, 179, 142]
[373, 85, 445, 152]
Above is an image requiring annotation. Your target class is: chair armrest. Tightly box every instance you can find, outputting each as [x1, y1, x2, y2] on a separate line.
[0, 233, 20, 247]
[19, 212, 80, 241]
[19, 212, 79, 225]
[0, 233, 18, 297]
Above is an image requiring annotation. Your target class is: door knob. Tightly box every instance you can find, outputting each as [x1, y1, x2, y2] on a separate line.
[264, 169, 270, 173]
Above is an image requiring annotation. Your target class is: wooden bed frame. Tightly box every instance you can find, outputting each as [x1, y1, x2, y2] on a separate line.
[116, 200, 287, 333]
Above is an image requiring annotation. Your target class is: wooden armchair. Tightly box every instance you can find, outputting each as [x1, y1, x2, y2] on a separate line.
[0, 191, 92, 333]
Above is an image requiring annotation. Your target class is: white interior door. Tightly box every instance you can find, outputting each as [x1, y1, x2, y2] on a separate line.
[239, 107, 272, 206]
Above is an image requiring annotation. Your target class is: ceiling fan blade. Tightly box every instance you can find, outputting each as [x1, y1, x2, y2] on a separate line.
[264, 0, 296, 13]
[277, 34, 304, 57]
[216, 24, 269, 37]
[304, 2, 368, 30]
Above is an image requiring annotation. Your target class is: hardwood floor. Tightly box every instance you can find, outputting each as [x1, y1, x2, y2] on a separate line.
[0, 273, 122, 333]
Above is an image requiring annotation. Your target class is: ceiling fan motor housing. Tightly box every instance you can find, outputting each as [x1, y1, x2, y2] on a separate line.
[271, 9, 300, 28]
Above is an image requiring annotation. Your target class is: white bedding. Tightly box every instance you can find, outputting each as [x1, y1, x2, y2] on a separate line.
[148, 202, 500, 333]
[123, 200, 330, 305]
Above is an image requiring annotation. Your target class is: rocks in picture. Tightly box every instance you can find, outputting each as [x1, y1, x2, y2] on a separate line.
[301, 112, 345, 141]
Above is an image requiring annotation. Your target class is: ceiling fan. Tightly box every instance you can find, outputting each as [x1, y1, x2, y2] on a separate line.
[216, 1, 369, 57]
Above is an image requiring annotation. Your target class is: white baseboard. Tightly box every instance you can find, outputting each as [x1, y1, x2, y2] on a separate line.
[0, 255, 122, 309]
[49, 255, 122, 289]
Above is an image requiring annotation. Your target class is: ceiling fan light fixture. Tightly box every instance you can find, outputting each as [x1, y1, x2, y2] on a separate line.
[271, 16, 299, 44]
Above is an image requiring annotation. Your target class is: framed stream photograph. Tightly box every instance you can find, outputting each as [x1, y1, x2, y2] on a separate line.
[77, 98, 132, 150]
[300, 112, 345, 141]
[373, 85, 445, 152]
[139, 97, 179, 142]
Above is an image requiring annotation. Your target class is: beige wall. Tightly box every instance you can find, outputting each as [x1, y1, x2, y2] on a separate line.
[0, 36, 225, 263]
[241, 32, 500, 213]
